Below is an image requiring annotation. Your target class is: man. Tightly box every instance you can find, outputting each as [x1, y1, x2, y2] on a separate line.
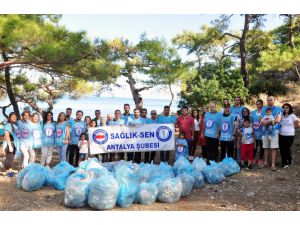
[157, 105, 177, 162]
[220, 98, 230, 113]
[126, 108, 146, 163]
[141, 108, 148, 119]
[176, 106, 195, 160]
[106, 114, 114, 126]
[68, 110, 86, 167]
[121, 103, 133, 124]
[144, 110, 158, 163]
[261, 95, 282, 171]
[92, 110, 102, 127]
[231, 97, 244, 122]
[111, 109, 126, 161]
[65, 107, 73, 121]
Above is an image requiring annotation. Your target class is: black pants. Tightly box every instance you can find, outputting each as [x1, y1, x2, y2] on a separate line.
[134, 152, 141, 164]
[68, 144, 80, 167]
[144, 151, 156, 163]
[127, 152, 134, 161]
[206, 137, 219, 162]
[253, 140, 264, 160]
[279, 134, 294, 167]
[160, 151, 170, 163]
[4, 143, 16, 170]
[220, 140, 234, 161]
[201, 145, 207, 158]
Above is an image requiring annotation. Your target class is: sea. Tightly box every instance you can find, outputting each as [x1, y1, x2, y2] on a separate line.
[0, 96, 179, 122]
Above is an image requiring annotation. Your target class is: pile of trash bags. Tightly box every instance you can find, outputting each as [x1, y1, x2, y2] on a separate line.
[16, 155, 240, 210]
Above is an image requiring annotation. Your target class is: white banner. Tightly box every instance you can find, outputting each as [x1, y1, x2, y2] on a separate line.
[89, 124, 175, 154]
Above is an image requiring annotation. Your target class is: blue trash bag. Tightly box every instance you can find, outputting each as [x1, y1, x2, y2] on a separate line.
[84, 158, 103, 171]
[54, 170, 74, 191]
[17, 163, 41, 189]
[173, 156, 193, 176]
[52, 161, 74, 175]
[157, 177, 183, 203]
[88, 174, 118, 210]
[117, 181, 138, 208]
[192, 157, 207, 174]
[221, 157, 240, 176]
[64, 172, 92, 208]
[138, 163, 157, 182]
[177, 173, 195, 197]
[192, 171, 205, 188]
[78, 160, 88, 170]
[135, 182, 158, 205]
[202, 161, 225, 184]
[22, 167, 46, 192]
[43, 167, 55, 187]
[158, 162, 174, 177]
[218, 162, 232, 177]
[102, 162, 115, 172]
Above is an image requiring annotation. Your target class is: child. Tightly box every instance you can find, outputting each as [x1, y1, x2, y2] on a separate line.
[175, 132, 188, 160]
[78, 133, 89, 164]
[237, 118, 256, 169]
[261, 108, 275, 140]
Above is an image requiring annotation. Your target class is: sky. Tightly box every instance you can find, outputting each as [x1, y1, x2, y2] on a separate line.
[58, 14, 284, 100]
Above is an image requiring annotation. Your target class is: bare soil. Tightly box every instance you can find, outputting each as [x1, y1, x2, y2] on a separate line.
[1, 129, 300, 211]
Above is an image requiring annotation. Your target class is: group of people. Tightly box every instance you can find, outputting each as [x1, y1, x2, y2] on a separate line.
[1, 94, 299, 176]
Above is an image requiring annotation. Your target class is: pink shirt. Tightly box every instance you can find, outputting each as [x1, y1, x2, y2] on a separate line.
[177, 115, 195, 139]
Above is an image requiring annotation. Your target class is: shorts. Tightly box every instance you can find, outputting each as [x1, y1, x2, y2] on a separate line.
[79, 153, 88, 159]
[240, 143, 254, 161]
[262, 130, 279, 149]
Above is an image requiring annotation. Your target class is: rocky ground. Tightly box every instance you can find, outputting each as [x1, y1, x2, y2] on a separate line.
[1, 129, 299, 211]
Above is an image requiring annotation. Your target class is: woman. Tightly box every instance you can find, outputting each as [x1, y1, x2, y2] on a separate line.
[3, 112, 19, 176]
[55, 112, 70, 162]
[279, 103, 300, 168]
[18, 111, 34, 168]
[236, 107, 251, 162]
[191, 110, 200, 159]
[198, 106, 207, 159]
[41, 111, 56, 167]
[31, 113, 43, 153]
[251, 100, 264, 167]
[84, 116, 92, 140]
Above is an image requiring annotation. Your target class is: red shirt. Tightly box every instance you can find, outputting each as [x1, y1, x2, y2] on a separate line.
[177, 115, 195, 139]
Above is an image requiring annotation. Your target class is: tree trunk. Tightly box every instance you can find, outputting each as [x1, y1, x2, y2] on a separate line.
[2, 53, 21, 119]
[126, 73, 142, 109]
[168, 83, 174, 107]
[240, 14, 250, 89]
[287, 15, 296, 49]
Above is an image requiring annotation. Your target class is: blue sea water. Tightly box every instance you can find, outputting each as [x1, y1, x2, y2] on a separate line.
[0, 96, 179, 122]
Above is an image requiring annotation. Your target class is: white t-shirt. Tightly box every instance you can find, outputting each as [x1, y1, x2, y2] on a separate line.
[241, 127, 254, 144]
[280, 114, 297, 136]
[194, 119, 200, 131]
[78, 140, 89, 154]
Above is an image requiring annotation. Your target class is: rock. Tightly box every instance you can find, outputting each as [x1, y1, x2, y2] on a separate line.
[246, 191, 255, 197]
[210, 196, 215, 200]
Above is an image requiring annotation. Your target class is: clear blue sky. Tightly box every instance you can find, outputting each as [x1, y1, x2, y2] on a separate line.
[60, 14, 284, 43]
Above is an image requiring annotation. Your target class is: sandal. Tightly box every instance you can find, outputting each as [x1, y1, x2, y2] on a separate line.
[271, 167, 277, 172]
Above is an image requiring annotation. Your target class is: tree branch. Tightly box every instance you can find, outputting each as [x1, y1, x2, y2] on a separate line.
[0, 104, 12, 119]
[135, 86, 154, 93]
[220, 32, 241, 40]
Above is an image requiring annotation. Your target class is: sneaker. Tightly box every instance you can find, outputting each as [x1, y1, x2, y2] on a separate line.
[248, 165, 253, 169]
[283, 165, 289, 169]
[271, 167, 277, 172]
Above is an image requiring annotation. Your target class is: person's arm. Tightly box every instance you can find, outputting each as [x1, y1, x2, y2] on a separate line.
[191, 118, 195, 139]
[65, 125, 70, 144]
[4, 130, 14, 152]
[237, 133, 241, 149]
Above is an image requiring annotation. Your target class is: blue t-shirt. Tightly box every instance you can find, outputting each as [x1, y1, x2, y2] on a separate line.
[231, 106, 244, 121]
[175, 138, 188, 160]
[126, 117, 146, 125]
[43, 122, 56, 147]
[55, 121, 69, 147]
[145, 118, 157, 124]
[121, 114, 134, 124]
[251, 109, 263, 140]
[31, 122, 43, 149]
[69, 119, 86, 145]
[3, 123, 19, 150]
[110, 119, 126, 126]
[157, 115, 177, 124]
[220, 113, 236, 141]
[204, 112, 221, 138]
[262, 106, 282, 130]
[17, 120, 32, 146]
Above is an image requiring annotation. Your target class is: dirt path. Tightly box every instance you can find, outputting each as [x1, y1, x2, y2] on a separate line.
[1, 130, 299, 211]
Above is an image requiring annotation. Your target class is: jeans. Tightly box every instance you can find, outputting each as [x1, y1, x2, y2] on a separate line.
[4, 143, 16, 170]
[57, 144, 68, 162]
[144, 151, 156, 163]
[160, 151, 170, 163]
[253, 139, 264, 160]
[186, 138, 193, 156]
[40, 146, 54, 166]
